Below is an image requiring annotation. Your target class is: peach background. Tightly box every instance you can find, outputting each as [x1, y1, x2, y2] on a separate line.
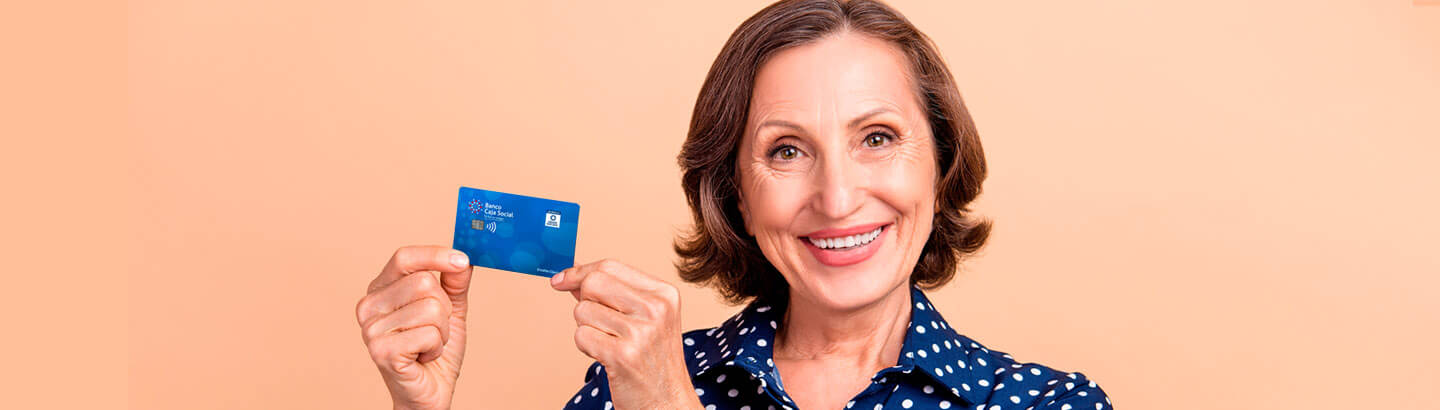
[6, 0, 1439, 409]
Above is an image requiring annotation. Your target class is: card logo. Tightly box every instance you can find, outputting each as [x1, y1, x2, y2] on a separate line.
[545, 210, 562, 228]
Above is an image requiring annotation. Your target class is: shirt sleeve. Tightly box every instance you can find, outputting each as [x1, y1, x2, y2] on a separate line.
[560, 361, 613, 410]
[1036, 372, 1113, 410]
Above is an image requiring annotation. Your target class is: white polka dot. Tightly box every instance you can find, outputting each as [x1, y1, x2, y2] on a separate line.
[915, 325, 926, 334]
[1061, 405, 1072, 410]
[1031, 368, 1042, 376]
[873, 404, 883, 410]
[902, 399, 913, 408]
[946, 365, 954, 373]
[717, 374, 726, 383]
[1029, 389, 1039, 396]
[918, 350, 928, 358]
[847, 401, 855, 408]
[1013, 373, 1023, 382]
[742, 407, 751, 410]
[1079, 391, 1088, 397]
[1066, 382, 1074, 390]
[923, 385, 935, 394]
[685, 338, 695, 346]
[604, 402, 612, 410]
[933, 344, 941, 352]
[962, 383, 970, 391]
[590, 387, 599, 397]
[573, 395, 581, 404]
[1096, 404, 1104, 410]
[916, 302, 926, 310]
[695, 388, 704, 396]
[757, 306, 771, 312]
[939, 401, 951, 409]
[935, 368, 944, 376]
[706, 405, 716, 410]
[728, 389, 739, 397]
[988, 405, 1001, 410]
[1010, 396, 1020, 404]
[757, 339, 768, 347]
[978, 379, 990, 387]
[931, 320, 939, 329]
[977, 358, 987, 366]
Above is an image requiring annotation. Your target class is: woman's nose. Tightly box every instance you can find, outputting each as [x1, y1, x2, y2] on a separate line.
[810, 154, 865, 220]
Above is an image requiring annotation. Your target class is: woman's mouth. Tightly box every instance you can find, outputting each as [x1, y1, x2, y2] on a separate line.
[800, 223, 890, 267]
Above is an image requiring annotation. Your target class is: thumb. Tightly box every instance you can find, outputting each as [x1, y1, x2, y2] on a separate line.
[440, 251, 474, 305]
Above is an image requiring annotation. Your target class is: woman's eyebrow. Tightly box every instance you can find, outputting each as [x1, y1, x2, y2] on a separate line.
[847, 107, 899, 130]
[756, 118, 806, 134]
[756, 107, 899, 133]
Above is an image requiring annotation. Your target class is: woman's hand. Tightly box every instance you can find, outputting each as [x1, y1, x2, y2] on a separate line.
[551, 259, 702, 409]
[357, 246, 474, 410]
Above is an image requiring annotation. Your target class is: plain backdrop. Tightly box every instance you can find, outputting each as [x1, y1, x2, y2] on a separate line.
[3, 0, 1438, 409]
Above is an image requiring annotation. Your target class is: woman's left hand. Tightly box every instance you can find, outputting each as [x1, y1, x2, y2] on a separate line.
[550, 259, 701, 409]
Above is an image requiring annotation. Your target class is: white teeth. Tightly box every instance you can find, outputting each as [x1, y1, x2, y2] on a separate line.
[807, 226, 883, 250]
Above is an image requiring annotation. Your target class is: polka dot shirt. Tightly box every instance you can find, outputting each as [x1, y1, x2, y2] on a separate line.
[562, 285, 1111, 409]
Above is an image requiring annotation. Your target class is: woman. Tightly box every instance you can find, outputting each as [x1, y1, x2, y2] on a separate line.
[355, 0, 1111, 409]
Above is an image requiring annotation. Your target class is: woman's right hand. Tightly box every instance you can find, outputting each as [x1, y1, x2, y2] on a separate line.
[357, 245, 475, 410]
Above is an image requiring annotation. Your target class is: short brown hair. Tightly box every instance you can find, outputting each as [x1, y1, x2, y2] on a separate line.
[674, 0, 991, 304]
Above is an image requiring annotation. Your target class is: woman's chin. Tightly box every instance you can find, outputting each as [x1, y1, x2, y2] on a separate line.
[793, 268, 906, 312]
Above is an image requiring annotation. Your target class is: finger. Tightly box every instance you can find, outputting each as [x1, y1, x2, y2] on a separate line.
[368, 325, 445, 376]
[356, 270, 447, 326]
[573, 299, 629, 338]
[573, 325, 619, 366]
[369, 245, 470, 294]
[550, 259, 647, 292]
[362, 296, 452, 349]
[562, 264, 649, 315]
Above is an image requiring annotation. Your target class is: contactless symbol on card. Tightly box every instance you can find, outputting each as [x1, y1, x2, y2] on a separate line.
[452, 187, 580, 278]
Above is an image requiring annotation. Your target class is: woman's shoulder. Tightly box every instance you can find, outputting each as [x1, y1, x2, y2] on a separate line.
[909, 287, 1113, 409]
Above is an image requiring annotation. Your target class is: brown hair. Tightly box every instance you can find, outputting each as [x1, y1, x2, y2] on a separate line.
[674, 0, 991, 304]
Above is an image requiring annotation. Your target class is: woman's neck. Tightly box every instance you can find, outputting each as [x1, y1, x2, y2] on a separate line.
[773, 284, 912, 369]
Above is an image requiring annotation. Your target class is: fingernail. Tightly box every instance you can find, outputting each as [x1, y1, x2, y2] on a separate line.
[451, 252, 469, 268]
[550, 272, 564, 285]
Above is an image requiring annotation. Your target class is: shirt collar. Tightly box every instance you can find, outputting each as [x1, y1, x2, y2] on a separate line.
[695, 285, 994, 406]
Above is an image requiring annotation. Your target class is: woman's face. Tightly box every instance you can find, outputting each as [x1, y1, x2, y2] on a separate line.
[736, 32, 938, 312]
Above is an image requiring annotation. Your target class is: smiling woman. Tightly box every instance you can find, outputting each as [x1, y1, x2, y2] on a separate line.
[356, 0, 1110, 409]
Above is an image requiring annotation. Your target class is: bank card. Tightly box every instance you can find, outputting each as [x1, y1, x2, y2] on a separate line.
[452, 186, 580, 277]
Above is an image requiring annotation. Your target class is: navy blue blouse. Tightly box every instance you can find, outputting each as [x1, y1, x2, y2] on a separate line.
[562, 286, 1111, 410]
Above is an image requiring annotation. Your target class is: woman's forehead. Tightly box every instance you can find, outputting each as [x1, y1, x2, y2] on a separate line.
[749, 32, 921, 123]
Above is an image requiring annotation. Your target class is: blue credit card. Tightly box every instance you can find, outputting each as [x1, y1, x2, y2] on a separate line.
[452, 187, 580, 277]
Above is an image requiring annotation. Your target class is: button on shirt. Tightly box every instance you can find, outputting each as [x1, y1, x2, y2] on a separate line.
[563, 286, 1111, 409]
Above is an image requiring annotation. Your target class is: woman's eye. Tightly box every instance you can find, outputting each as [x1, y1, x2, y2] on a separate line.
[771, 145, 799, 160]
[864, 132, 893, 147]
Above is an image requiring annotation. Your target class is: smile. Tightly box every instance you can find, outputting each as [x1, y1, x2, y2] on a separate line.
[799, 223, 891, 267]
[805, 226, 883, 249]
